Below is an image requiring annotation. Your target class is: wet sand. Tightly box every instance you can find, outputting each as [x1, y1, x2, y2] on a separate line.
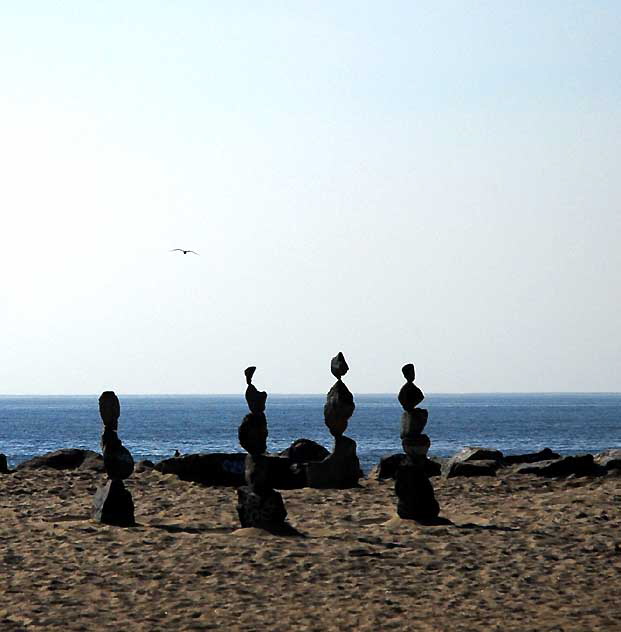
[0, 466, 620, 631]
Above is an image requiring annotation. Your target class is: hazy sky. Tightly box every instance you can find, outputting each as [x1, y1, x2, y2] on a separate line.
[1, 2, 620, 394]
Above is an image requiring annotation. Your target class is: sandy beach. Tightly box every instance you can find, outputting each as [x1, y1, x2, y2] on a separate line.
[0, 463, 619, 631]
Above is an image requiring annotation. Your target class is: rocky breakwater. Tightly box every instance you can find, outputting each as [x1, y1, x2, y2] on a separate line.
[92, 391, 136, 527]
[394, 363, 440, 522]
[306, 352, 362, 488]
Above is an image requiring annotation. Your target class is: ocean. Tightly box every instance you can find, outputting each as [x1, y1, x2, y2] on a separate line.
[1, 393, 620, 472]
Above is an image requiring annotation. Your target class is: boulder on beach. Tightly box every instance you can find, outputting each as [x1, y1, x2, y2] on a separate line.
[0, 454, 8, 474]
[278, 439, 330, 464]
[514, 454, 603, 478]
[443, 446, 504, 478]
[503, 448, 561, 465]
[444, 459, 500, 478]
[156, 453, 247, 486]
[593, 449, 621, 471]
[451, 447, 504, 464]
[16, 449, 104, 472]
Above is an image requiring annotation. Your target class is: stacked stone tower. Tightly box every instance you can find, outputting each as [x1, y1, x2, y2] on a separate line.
[92, 391, 136, 526]
[236, 367, 288, 531]
[394, 364, 440, 521]
[306, 352, 362, 488]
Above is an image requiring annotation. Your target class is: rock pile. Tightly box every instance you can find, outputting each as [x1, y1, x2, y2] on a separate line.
[236, 367, 288, 531]
[394, 363, 440, 521]
[92, 391, 136, 527]
[306, 352, 362, 488]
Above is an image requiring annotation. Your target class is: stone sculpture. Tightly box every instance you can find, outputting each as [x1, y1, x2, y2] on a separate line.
[92, 391, 135, 527]
[306, 352, 362, 488]
[394, 363, 440, 521]
[236, 367, 288, 531]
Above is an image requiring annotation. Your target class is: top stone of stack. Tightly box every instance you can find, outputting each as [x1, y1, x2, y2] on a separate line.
[398, 364, 424, 412]
[245, 366, 267, 414]
[330, 352, 349, 380]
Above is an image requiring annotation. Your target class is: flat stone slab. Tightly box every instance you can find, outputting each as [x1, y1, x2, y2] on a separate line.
[593, 449, 621, 470]
[156, 453, 246, 486]
[444, 459, 500, 478]
[503, 448, 560, 465]
[16, 449, 104, 472]
[513, 454, 603, 478]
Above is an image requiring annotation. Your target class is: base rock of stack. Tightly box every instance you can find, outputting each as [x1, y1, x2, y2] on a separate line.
[236, 486, 287, 530]
[305, 436, 362, 489]
[395, 459, 440, 521]
[92, 480, 135, 527]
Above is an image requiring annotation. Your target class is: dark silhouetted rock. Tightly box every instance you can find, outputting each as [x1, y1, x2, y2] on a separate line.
[135, 459, 155, 473]
[402, 363, 415, 383]
[324, 380, 355, 437]
[398, 383, 424, 412]
[514, 454, 603, 478]
[402, 433, 431, 458]
[503, 448, 561, 465]
[305, 435, 362, 488]
[92, 479, 135, 527]
[244, 366, 267, 413]
[238, 412, 268, 455]
[594, 449, 621, 471]
[0, 454, 8, 474]
[156, 453, 246, 486]
[94, 391, 136, 526]
[330, 352, 349, 379]
[445, 459, 500, 478]
[265, 455, 307, 489]
[400, 409, 428, 437]
[237, 365, 293, 531]
[372, 454, 442, 480]
[16, 449, 104, 472]
[395, 459, 440, 521]
[279, 439, 330, 464]
[236, 486, 287, 530]
[102, 429, 134, 480]
[99, 391, 120, 431]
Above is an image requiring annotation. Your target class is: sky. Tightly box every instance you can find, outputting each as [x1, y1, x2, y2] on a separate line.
[1, 1, 620, 394]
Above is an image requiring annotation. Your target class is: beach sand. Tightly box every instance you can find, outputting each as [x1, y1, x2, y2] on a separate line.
[0, 466, 619, 631]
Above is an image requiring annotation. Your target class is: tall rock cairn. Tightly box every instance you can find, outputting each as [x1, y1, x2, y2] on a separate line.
[236, 367, 287, 531]
[394, 364, 440, 521]
[92, 391, 136, 527]
[306, 352, 362, 488]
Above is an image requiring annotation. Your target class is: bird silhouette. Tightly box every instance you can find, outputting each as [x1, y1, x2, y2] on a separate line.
[170, 249, 199, 255]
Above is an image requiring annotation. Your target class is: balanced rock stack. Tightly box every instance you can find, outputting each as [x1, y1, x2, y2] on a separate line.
[306, 352, 362, 488]
[394, 364, 440, 521]
[92, 391, 136, 527]
[236, 367, 288, 531]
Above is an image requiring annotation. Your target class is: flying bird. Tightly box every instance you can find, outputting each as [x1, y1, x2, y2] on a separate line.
[170, 249, 199, 255]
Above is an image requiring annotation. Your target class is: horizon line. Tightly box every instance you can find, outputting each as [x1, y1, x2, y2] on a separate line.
[1, 391, 621, 397]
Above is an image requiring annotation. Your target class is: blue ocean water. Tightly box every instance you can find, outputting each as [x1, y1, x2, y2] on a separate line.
[1, 394, 620, 472]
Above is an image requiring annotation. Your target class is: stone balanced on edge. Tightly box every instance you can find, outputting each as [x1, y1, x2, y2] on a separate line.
[306, 352, 362, 488]
[92, 391, 136, 527]
[394, 363, 440, 521]
[236, 367, 288, 531]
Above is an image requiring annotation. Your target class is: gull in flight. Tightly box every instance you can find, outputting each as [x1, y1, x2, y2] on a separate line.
[170, 249, 199, 255]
